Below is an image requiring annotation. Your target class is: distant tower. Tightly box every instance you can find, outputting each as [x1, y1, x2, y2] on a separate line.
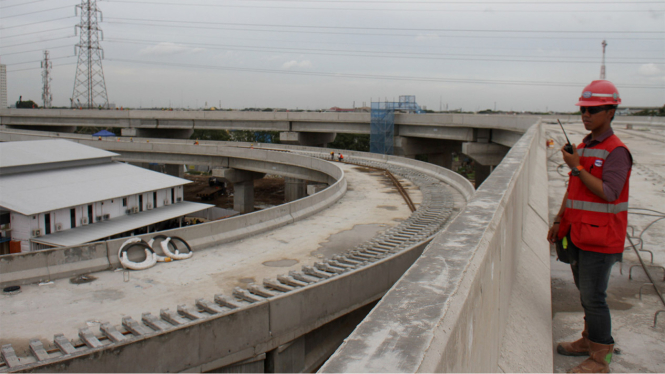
[600, 40, 607, 80]
[41, 51, 53, 108]
[0, 62, 6, 109]
[71, 0, 109, 109]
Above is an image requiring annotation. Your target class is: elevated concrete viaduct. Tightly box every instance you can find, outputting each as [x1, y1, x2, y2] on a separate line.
[0, 119, 553, 373]
[0, 128, 473, 372]
[0, 109, 543, 186]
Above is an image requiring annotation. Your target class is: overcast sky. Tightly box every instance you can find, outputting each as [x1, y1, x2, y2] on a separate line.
[1, 0, 664, 112]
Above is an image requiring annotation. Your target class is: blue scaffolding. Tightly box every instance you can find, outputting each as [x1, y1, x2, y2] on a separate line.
[370, 96, 422, 155]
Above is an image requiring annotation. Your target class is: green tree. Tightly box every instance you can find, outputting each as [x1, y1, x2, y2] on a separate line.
[329, 133, 370, 152]
[16, 97, 39, 109]
[190, 129, 231, 141]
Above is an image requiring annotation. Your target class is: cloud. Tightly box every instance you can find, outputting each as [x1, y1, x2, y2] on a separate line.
[638, 63, 662, 77]
[139, 42, 204, 56]
[282, 60, 313, 69]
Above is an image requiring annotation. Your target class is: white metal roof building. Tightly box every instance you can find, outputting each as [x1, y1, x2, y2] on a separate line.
[0, 139, 212, 252]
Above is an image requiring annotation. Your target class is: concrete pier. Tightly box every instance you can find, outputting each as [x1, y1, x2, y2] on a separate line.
[212, 168, 265, 213]
[284, 177, 307, 202]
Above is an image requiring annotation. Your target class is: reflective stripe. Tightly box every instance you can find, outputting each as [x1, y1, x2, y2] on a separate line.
[591, 93, 616, 98]
[580, 148, 610, 159]
[566, 199, 628, 214]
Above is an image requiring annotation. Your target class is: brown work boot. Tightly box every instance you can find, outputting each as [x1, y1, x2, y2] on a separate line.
[569, 341, 613, 373]
[557, 323, 590, 356]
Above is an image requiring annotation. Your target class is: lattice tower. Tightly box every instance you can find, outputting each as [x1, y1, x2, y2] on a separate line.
[71, 0, 109, 109]
[41, 50, 52, 108]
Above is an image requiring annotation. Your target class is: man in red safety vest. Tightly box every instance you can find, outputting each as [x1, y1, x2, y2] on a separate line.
[547, 80, 632, 373]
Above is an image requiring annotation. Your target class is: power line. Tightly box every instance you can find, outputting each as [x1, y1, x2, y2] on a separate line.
[105, 38, 665, 64]
[1, 36, 77, 49]
[0, 16, 76, 30]
[7, 62, 77, 73]
[0, 5, 72, 19]
[0, 45, 72, 56]
[104, 21, 665, 40]
[105, 0, 665, 3]
[105, 57, 665, 89]
[105, 28, 665, 55]
[1, 26, 72, 39]
[5, 55, 77, 66]
[105, 17, 664, 34]
[0, 0, 64, 9]
[103, 1, 665, 13]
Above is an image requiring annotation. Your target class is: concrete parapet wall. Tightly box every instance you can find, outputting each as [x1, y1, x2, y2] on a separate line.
[0, 242, 109, 287]
[320, 122, 552, 373]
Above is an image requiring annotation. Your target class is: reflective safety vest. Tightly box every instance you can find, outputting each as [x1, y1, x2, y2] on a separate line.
[558, 134, 631, 254]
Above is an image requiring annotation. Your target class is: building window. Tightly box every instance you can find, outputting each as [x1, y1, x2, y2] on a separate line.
[171, 188, 175, 203]
[88, 205, 93, 220]
[70, 208, 76, 228]
[122, 197, 127, 207]
[44, 213, 51, 235]
[139, 195, 143, 212]
[153, 192, 157, 207]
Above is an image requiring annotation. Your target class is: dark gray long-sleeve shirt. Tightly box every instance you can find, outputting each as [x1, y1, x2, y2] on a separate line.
[581, 128, 632, 202]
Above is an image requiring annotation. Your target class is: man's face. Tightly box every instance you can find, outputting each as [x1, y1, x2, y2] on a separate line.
[581, 106, 615, 132]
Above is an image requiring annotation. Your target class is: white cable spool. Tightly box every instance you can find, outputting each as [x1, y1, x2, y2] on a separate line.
[161, 237, 193, 260]
[118, 238, 157, 270]
[147, 237, 172, 262]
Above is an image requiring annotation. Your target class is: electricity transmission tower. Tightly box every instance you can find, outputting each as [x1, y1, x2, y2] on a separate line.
[600, 40, 607, 80]
[41, 50, 52, 108]
[71, 0, 109, 109]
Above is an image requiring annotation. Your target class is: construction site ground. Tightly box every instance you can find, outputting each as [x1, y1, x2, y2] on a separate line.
[547, 121, 665, 373]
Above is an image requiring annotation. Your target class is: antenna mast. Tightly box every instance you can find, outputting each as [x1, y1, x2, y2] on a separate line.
[41, 50, 52, 108]
[600, 40, 607, 80]
[72, 0, 109, 109]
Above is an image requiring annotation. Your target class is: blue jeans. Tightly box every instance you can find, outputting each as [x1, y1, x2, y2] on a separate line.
[569, 236, 622, 345]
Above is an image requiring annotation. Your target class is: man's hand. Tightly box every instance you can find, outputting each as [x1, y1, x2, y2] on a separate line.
[561, 144, 580, 169]
[547, 223, 560, 243]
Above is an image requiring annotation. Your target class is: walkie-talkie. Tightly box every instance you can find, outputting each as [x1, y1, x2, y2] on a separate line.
[557, 119, 574, 154]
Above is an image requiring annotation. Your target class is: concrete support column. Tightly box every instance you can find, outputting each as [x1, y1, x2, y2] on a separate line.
[462, 141, 510, 189]
[164, 164, 184, 178]
[394, 137, 463, 169]
[121, 128, 137, 137]
[265, 336, 305, 373]
[474, 164, 493, 189]
[284, 177, 307, 202]
[212, 168, 265, 214]
[233, 180, 255, 214]
[279, 131, 336, 147]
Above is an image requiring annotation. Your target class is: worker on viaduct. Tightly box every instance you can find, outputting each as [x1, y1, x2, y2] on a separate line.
[547, 80, 632, 373]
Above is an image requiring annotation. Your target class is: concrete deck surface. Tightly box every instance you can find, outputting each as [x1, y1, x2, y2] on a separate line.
[547, 121, 665, 373]
[0, 163, 441, 354]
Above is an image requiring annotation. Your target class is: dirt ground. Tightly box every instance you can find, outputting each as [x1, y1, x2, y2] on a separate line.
[183, 174, 286, 211]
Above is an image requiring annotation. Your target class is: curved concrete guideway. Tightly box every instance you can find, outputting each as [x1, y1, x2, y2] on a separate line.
[0, 164, 428, 349]
[0, 131, 470, 372]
